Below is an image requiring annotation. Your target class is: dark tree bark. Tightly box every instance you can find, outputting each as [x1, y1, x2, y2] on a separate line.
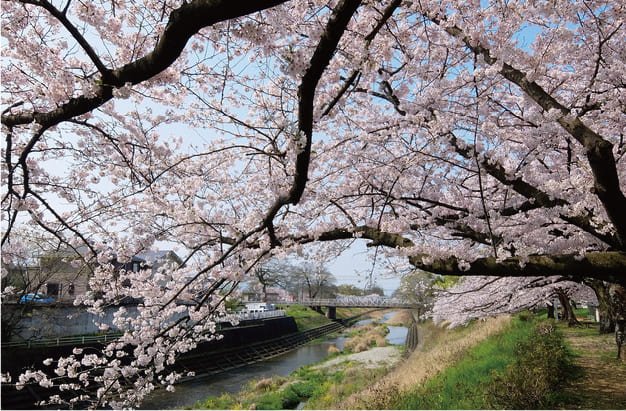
[586, 279, 616, 333]
[616, 320, 625, 360]
[557, 290, 580, 327]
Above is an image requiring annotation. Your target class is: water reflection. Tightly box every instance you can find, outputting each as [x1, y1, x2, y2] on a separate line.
[386, 325, 408, 345]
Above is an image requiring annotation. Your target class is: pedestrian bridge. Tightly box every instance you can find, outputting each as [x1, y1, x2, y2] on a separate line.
[276, 297, 414, 319]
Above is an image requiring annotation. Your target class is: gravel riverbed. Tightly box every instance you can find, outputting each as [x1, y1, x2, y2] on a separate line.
[314, 346, 402, 370]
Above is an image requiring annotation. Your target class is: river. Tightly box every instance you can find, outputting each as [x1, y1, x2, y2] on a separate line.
[140, 312, 407, 409]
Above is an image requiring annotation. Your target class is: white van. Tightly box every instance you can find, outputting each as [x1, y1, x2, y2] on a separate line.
[244, 302, 275, 312]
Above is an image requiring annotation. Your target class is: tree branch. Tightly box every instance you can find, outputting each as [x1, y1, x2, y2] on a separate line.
[408, 251, 626, 286]
[2, 0, 289, 129]
[292, 0, 361, 205]
[429, 15, 626, 248]
[291, 225, 626, 285]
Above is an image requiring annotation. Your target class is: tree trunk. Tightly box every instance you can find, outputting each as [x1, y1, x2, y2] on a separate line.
[557, 291, 580, 326]
[547, 302, 555, 319]
[609, 284, 626, 361]
[586, 279, 616, 333]
[616, 320, 625, 360]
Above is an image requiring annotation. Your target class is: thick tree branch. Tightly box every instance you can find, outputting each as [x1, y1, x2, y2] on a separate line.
[292, 225, 626, 285]
[262, 0, 361, 245]
[408, 251, 626, 286]
[430, 16, 626, 248]
[292, 0, 361, 205]
[1, 0, 288, 129]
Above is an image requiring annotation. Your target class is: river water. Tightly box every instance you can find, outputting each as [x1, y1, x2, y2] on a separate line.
[140, 312, 407, 410]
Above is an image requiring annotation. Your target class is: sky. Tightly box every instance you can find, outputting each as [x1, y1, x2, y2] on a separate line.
[327, 241, 402, 295]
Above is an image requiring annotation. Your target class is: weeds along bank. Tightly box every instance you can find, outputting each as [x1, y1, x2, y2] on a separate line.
[338, 315, 513, 409]
[190, 311, 410, 410]
[342, 315, 577, 410]
[191, 313, 579, 410]
[393, 318, 574, 409]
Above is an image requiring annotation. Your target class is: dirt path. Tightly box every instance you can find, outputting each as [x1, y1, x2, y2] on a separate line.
[560, 327, 626, 409]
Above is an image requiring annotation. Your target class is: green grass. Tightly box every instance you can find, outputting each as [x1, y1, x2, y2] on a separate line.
[282, 305, 332, 331]
[573, 306, 590, 318]
[304, 365, 390, 409]
[392, 316, 573, 409]
[191, 358, 367, 409]
[534, 306, 592, 321]
[279, 305, 373, 331]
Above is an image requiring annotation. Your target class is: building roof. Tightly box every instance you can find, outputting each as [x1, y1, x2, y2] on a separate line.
[135, 250, 183, 266]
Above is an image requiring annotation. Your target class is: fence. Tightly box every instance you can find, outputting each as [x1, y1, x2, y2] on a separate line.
[231, 309, 286, 322]
[291, 297, 413, 308]
[1, 332, 123, 349]
[2, 310, 287, 349]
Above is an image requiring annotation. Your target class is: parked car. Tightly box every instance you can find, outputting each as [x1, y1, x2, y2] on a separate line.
[18, 293, 55, 304]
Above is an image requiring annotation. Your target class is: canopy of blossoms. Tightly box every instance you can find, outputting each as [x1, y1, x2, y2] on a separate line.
[2, 0, 625, 407]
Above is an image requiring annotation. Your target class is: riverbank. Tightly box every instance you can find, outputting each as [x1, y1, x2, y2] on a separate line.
[338, 315, 625, 410]
[189, 309, 411, 409]
[336, 315, 513, 409]
[151, 310, 626, 410]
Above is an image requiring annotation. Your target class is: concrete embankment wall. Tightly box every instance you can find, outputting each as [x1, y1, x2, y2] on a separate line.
[3, 303, 128, 340]
[1, 316, 297, 376]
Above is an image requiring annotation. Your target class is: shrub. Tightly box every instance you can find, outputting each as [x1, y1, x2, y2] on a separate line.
[253, 377, 274, 391]
[361, 381, 402, 409]
[195, 392, 236, 409]
[327, 344, 340, 354]
[517, 310, 533, 322]
[254, 391, 285, 410]
[486, 320, 573, 409]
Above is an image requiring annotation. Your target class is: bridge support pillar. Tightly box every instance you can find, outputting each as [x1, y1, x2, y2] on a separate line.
[326, 306, 336, 320]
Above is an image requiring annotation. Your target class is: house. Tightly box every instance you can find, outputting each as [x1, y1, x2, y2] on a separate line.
[2, 249, 92, 303]
[6, 249, 183, 303]
[134, 250, 184, 272]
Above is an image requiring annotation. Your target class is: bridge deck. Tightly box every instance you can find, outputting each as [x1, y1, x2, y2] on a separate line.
[276, 299, 414, 309]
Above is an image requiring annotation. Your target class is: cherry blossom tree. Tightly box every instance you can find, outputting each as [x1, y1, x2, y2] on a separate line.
[2, 0, 626, 407]
[431, 275, 594, 327]
[392, 269, 438, 321]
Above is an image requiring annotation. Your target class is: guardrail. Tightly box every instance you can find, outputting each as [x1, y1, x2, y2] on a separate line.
[1, 332, 123, 349]
[279, 298, 414, 308]
[231, 309, 286, 322]
[1, 310, 287, 349]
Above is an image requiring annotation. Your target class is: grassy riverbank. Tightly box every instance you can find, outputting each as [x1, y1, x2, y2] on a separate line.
[190, 312, 587, 410]
[282, 305, 373, 331]
[190, 311, 406, 410]
[392, 318, 573, 409]
[340, 315, 582, 410]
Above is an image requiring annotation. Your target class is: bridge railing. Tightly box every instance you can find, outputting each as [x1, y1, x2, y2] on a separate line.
[229, 309, 286, 322]
[277, 298, 413, 308]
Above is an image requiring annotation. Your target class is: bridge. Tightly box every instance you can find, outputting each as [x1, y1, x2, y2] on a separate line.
[276, 297, 414, 320]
